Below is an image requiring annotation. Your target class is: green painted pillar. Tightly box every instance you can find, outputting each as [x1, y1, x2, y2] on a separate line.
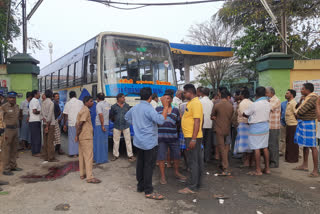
[7, 53, 40, 104]
[256, 52, 293, 101]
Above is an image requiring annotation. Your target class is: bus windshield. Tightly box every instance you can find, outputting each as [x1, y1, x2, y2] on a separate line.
[101, 36, 176, 96]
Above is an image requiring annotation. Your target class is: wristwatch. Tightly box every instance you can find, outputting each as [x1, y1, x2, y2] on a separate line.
[191, 139, 196, 142]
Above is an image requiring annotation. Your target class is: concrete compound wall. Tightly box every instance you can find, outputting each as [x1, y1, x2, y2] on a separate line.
[290, 60, 320, 88]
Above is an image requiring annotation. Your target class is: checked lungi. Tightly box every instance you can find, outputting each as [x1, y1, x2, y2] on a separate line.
[234, 122, 252, 154]
[294, 119, 317, 147]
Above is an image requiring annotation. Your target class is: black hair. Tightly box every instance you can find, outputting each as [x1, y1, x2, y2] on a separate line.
[303, 83, 314, 92]
[69, 91, 77, 99]
[31, 90, 39, 97]
[240, 89, 250, 99]
[220, 90, 229, 99]
[256, 86, 266, 97]
[202, 87, 210, 96]
[83, 96, 93, 104]
[140, 87, 152, 101]
[288, 89, 296, 98]
[151, 93, 158, 100]
[45, 89, 53, 99]
[197, 86, 204, 91]
[116, 93, 125, 100]
[26, 92, 33, 98]
[97, 92, 105, 100]
[164, 89, 174, 98]
[219, 86, 227, 92]
[53, 93, 59, 98]
[235, 90, 241, 96]
[183, 84, 196, 94]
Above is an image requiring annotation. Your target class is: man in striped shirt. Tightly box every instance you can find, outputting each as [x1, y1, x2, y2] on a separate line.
[156, 90, 186, 185]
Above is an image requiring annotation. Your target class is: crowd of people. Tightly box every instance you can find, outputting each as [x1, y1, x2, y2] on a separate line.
[0, 82, 320, 200]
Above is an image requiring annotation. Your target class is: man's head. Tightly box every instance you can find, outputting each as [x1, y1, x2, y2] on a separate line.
[53, 93, 59, 102]
[234, 90, 241, 101]
[26, 92, 33, 101]
[265, 87, 275, 98]
[183, 84, 196, 100]
[196, 86, 204, 97]
[220, 89, 229, 100]
[301, 83, 314, 96]
[255, 86, 266, 99]
[240, 89, 250, 100]
[140, 87, 153, 102]
[69, 91, 77, 99]
[164, 89, 174, 105]
[116, 93, 125, 104]
[218, 86, 227, 98]
[151, 93, 159, 102]
[32, 90, 40, 99]
[285, 89, 296, 100]
[45, 89, 53, 99]
[83, 96, 94, 108]
[97, 92, 105, 102]
[7, 91, 17, 105]
[175, 90, 183, 100]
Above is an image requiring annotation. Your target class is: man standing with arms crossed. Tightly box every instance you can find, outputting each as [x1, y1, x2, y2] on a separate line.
[178, 84, 204, 194]
[125, 87, 169, 200]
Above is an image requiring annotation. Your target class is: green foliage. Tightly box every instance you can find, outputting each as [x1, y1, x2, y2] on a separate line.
[0, 0, 21, 62]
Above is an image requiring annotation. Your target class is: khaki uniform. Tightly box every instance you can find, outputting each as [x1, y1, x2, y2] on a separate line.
[1, 102, 20, 172]
[76, 106, 94, 180]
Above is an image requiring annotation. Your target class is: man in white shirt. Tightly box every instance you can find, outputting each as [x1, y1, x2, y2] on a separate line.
[244, 87, 271, 176]
[63, 91, 83, 157]
[199, 87, 214, 162]
[150, 93, 158, 109]
[172, 90, 183, 109]
[29, 90, 42, 157]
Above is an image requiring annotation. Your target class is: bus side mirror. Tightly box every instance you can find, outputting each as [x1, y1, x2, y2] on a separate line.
[89, 49, 97, 64]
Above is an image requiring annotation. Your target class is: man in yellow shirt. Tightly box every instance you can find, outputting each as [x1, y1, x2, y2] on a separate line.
[179, 84, 203, 194]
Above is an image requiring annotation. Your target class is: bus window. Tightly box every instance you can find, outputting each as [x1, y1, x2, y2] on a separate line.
[59, 67, 68, 88]
[45, 75, 51, 90]
[52, 71, 59, 89]
[68, 64, 75, 87]
[85, 55, 97, 84]
[74, 61, 82, 86]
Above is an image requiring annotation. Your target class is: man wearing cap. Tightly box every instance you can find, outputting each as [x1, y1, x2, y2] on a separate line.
[1, 91, 22, 176]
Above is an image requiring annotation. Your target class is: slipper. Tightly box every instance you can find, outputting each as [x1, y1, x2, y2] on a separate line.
[178, 188, 196, 195]
[145, 193, 164, 200]
[262, 169, 271, 175]
[308, 173, 319, 178]
[217, 171, 232, 176]
[80, 175, 86, 180]
[293, 167, 308, 171]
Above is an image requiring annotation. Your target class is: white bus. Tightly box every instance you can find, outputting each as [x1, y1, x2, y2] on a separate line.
[39, 32, 177, 106]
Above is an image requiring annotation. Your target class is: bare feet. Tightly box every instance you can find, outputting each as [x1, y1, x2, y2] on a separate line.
[247, 171, 263, 176]
[178, 187, 196, 194]
[293, 166, 309, 171]
[262, 168, 271, 174]
[160, 177, 167, 185]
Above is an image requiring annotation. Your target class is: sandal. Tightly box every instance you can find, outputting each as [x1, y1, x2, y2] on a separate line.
[111, 156, 118, 161]
[175, 174, 187, 182]
[308, 173, 319, 178]
[145, 192, 165, 200]
[218, 171, 232, 176]
[87, 178, 101, 184]
[128, 156, 136, 162]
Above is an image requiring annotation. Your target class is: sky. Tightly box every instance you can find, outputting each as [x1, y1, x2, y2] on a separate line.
[14, 0, 224, 79]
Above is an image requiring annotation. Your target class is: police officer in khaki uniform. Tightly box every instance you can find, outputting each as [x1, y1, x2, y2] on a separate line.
[1, 91, 22, 176]
[0, 106, 9, 191]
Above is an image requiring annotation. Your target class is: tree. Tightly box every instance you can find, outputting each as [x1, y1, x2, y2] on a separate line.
[184, 17, 237, 92]
[0, 0, 21, 63]
[218, 0, 320, 60]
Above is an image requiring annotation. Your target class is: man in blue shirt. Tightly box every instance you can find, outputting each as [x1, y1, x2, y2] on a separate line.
[280, 100, 288, 156]
[125, 87, 169, 200]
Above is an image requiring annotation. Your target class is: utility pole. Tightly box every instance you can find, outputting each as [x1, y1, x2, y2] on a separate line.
[280, 0, 287, 54]
[22, 0, 27, 54]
